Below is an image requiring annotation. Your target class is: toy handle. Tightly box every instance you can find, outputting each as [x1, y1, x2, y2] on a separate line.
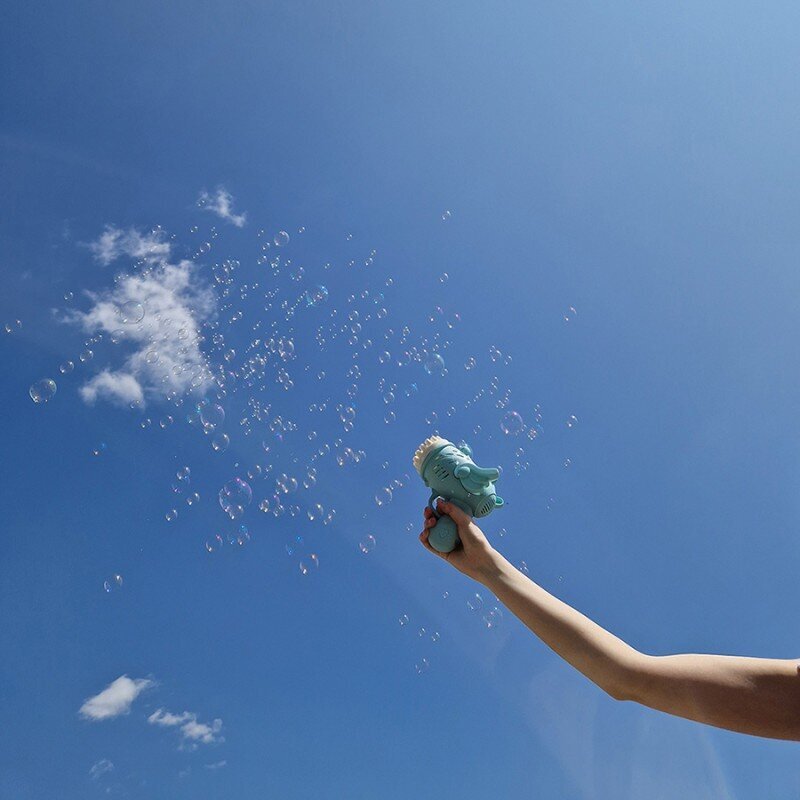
[427, 493, 460, 554]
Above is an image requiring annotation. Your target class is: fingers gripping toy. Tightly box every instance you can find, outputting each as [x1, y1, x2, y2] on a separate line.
[412, 436, 504, 553]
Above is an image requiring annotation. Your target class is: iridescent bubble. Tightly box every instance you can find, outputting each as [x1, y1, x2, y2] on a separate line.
[307, 503, 324, 521]
[566, 415, 578, 428]
[200, 403, 225, 429]
[79, 349, 93, 362]
[500, 411, 524, 435]
[211, 432, 229, 453]
[359, 535, 376, 554]
[274, 230, 290, 247]
[59, 361, 74, 374]
[165, 509, 178, 522]
[304, 285, 328, 307]
[103, 574, 123, 592]
[29, 379, 57, 404]
[423, 353, 445, 376]
[467, 593, 484, 613]
[218, 477, 252, 519]
[186, 492, 200, 506]
[483, 607, 503, 629]
[375, 487, 393, 507]
[118, 300, 145, 324]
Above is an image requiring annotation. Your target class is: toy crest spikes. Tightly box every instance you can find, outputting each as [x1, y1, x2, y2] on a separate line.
[413, 436, 504, 553]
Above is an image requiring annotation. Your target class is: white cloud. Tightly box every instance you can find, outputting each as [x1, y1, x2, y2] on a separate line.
[197, 187, 246, 227]
[89, 759, 114, 780]
[204, 760, 227, 770]
[148, 708, 224, 749]
[80, 370, 144, 407]
[65, 251, 216, 407]
[88, 225, 171, 266]
[80, 676, 154, 721]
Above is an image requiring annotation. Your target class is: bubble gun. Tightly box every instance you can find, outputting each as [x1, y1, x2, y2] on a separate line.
[412, 436, 504, 553]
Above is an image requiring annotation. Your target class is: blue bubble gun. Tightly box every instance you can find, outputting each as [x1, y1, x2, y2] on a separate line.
[412, 436, 504, 553]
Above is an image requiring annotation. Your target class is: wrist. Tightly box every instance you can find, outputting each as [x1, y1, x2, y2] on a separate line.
[475, 548, 512, 587]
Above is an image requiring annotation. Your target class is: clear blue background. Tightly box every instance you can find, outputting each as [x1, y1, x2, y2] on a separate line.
[3, 1, 800, 797]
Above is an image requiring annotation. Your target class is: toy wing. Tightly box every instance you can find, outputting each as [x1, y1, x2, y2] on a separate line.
[454, 463, 500, 495]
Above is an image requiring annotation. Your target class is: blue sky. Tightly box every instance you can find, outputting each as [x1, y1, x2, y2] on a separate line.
[3, 1, 800, 797]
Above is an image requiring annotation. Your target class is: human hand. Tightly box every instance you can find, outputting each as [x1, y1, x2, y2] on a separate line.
[419, 500, 501, 584]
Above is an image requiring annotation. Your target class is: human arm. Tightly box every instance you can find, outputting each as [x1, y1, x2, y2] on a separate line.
[420, 502, 800, 741]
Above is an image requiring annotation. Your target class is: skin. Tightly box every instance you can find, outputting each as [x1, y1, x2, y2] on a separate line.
[420, 500, 800, 742]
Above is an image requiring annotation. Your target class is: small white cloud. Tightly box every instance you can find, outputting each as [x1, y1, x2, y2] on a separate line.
[64, 258, 216, 407]
[148, 707, 224, 749]
[88, 225, 171, 266]
[89, 759, 114, 780]
[80, 370, 144, 407]
[80, 675, 154, 721]
[197, 187, 246, 227]
[204, 760, 227, 770]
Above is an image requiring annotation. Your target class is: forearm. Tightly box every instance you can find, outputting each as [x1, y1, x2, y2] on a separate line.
[622, 652, 800, 740]
[478, 551, 642, 700]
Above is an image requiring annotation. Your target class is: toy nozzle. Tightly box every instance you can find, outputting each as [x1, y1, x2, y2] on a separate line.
[412, 435, 450, 475]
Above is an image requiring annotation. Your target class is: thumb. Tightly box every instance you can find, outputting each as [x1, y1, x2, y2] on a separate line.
[436, 499, 471, 527]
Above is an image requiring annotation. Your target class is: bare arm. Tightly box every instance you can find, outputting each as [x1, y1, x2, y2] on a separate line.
[421, 502, 800, 741]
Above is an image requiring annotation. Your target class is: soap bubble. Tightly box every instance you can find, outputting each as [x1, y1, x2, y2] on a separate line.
[304, 285, 328, 307]
[118, 300, 145, 324]
[464, 356, 476, 370]
[566, 415, 578, 428]
[467, 593, 484, 613]
[274, 230, 290, 247]
[103, 574, 123, 592]
[218, 478, 252, 519]
[165, 509, 178, 522]
[59, 361, 74, 374]
[200, 403, 225, 428]
[79, 349, 93, 362]
[441, 210, 452, 221]
[439, 272, 449, 283]
[375, 487, 393, 507]
[29, 379, 57, 404]
[563, 305, 577, 322]
[91, 443, 107, 457]
[299, 553, 319, 575]
[211, 432, 229, 453]
[423, 353, 445, 376]
[359, 535, 376, 554]
[500, 411, 524, 435]
[415, 658, 430, 674]
[483, 607, 503, 629]
[399, 614, 409, 626]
